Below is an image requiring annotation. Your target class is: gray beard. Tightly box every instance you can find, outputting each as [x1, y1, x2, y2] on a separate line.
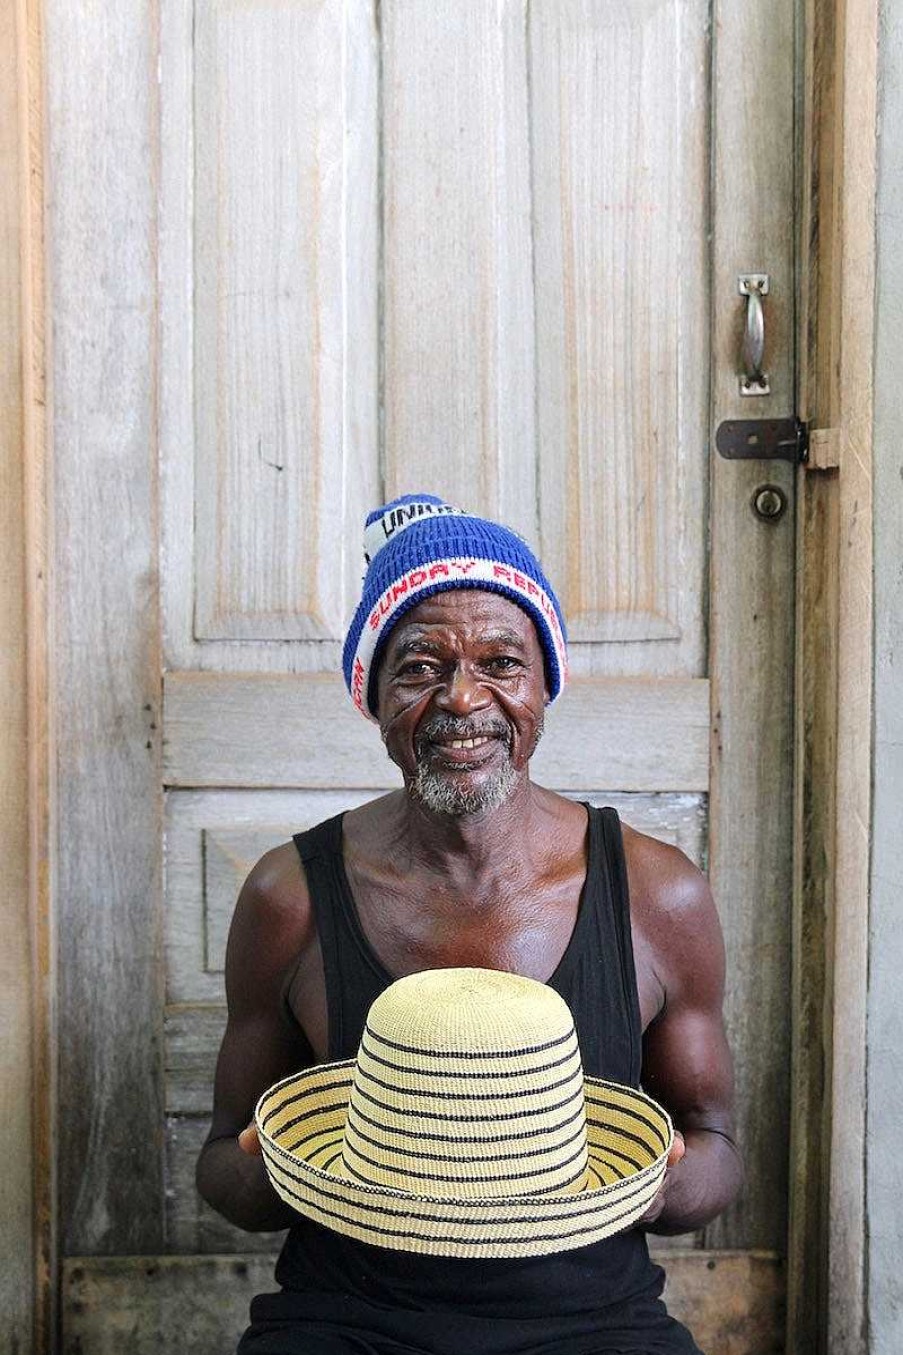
[407, 710, 544, 818]
[410, 756, 519, 818]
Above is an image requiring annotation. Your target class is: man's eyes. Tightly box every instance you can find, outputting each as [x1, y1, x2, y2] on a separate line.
[481, 655, 523, 674]
[397, 660, 438, 677]
[395, 655, 522, 678]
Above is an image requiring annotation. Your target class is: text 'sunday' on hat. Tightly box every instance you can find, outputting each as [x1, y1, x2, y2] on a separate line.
[256, 969, 673, 1259]
[342, 494, 569, 721]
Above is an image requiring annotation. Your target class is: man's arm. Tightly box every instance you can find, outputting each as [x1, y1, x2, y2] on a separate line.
[631, 841, 744, 1234]
[196, 846, 314, 1232]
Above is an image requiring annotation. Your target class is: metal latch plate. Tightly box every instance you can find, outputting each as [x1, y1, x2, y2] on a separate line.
[715, 417, 808, 463]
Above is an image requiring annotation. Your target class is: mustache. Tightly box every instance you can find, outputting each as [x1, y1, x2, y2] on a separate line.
[415, 714, 512, 751]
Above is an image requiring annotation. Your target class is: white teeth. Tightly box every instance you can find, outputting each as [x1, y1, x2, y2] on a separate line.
[449, 737, 489, 749]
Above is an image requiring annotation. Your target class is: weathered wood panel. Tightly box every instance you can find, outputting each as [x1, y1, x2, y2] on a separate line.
[19, 0, 53, 1339]
[0, 0, 35, 1343]
[531, 0, 707, 657]
[161, 0, 379, 667]
[47, 0, 164, 1253]
[790, 0, 855, 1339]
[788, 472, 837, 1353]
[660, 1252, 785, 1355]
[706, 0, 797, 1253]
[826, 0, 877, 1348]
[194, 0, 352, 641]
[381, 0, 536, 540]
[163, 672, 711, 791]
[163, 1114, 284, 1256]
[63, 1251, 784, 1355]
[787, 0, 844, 1341]
[869, 16, 903, 1342]
[381, 0, 708, 676]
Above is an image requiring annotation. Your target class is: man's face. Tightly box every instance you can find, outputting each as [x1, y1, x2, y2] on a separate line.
[376, 590, 548, 817]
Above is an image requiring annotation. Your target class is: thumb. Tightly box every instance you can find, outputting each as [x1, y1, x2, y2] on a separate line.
[238, 1122, 262, 1156]
[667, 1130, 686, 1169]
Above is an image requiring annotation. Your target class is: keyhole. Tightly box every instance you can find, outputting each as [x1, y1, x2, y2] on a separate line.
[751, 485, 787, 522]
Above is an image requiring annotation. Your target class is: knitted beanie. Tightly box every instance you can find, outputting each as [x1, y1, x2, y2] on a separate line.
[342, 494, 568, 721]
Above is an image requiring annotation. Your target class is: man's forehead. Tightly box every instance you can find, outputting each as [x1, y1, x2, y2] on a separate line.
[385, 591, 540, 648]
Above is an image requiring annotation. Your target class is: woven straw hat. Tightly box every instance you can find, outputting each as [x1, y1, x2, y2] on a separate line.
[256, 968, 673, 1259]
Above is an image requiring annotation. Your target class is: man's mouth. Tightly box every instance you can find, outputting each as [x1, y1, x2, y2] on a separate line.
[415, 722, 509, 769]
[426, 734, 499, 765]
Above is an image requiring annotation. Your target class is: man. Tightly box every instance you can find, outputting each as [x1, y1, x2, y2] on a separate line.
[197, 494, 743, 1355]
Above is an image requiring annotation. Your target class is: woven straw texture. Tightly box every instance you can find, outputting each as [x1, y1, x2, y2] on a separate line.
[256, 969, 672, 1258]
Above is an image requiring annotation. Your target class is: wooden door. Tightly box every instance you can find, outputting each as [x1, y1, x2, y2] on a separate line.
[52, 1, 795, 1351]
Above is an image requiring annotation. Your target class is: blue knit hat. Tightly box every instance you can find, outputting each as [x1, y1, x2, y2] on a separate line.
[342, 494, 568, 721]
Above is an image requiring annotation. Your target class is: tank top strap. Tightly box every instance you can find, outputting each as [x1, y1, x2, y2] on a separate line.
[595, 805, 644, 1083]
[549, 805, 643, 1086]
[289, 813, 392, 1061]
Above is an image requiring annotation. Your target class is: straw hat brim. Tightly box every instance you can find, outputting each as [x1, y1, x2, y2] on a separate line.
[256, 1061, 673, 1259]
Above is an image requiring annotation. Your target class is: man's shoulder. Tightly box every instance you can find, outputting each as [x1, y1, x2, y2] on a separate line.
[621, 822, 709, 904]
[620, 822, 721, 972]
[235, 795, 396, 940]
[245, 839, 306, 905]
[229, 839, 313, 966]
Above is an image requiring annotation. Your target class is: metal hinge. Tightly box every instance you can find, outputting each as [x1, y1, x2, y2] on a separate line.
[715, 417, 809, 463]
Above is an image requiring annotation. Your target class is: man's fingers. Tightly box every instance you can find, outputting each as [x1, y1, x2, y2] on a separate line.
[638, 1130, 686, 1226]
[667, 1130, 686, 1169]
[238, 1123, 262, 1156]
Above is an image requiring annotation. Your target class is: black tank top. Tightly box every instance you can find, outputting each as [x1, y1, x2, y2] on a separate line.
[247, 807, 702, 1355]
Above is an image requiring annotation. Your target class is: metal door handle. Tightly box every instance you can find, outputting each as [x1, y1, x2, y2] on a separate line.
[738, 274, 770, 396]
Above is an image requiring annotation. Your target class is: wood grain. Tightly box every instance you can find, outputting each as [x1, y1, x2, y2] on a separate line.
[789, 472, 837, 1354]
[707, 0, 797, 1253]
[194, 0, 347, 641]
[659, 1251, 785, 1355]
[381, 0, 709, 673]
[826, 1, 877, 1348]
[381, 0, 536, 533]
[163, 1113, 285, 1256]
[1, 0, 34, 1344]
[531, 0, 707, 656]
[163, 671, 711, 791]
[20, 0, 53, 1340]
[160, 0, 379, 668]
[62, 1251, 784, 1355]
[46, 0, 165, 1254]
[787, 0, 844, 1345]
[869, 12, 903, 1341]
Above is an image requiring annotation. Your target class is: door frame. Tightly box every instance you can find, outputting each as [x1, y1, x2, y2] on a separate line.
[2, 0, 878, 1350]
[3, 0, 52, 1350]
[789, 0, 877, 1351]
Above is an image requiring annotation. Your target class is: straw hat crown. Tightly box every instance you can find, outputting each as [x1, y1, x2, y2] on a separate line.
[340, 968, 588, 1199]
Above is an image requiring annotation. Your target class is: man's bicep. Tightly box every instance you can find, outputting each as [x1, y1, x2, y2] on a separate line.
[641, 1001, 736, 1136]
[639, 863, 736, 1135]
[207, 854, 314, 1141]
[207, 1006, 311, 1141]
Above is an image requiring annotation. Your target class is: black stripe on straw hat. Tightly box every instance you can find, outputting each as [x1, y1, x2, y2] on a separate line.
[256, 967, 673, 1259]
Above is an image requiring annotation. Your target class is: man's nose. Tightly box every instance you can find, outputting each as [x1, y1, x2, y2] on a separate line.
[435, 662, 491, 714]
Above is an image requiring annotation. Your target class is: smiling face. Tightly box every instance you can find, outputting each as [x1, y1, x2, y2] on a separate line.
[376, 590, 548, 817]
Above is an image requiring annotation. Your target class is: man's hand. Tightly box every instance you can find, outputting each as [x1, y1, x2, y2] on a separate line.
[638, 1130, 685, 1226]
[238, 1123, 262, 1156]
